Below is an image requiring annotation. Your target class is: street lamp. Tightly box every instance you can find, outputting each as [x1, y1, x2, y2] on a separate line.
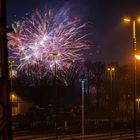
[80, 74, 87, 140]
[136, 98, 140, 112]
[49, 52, 61, 140]
[8, 60, 19, 115]
[135, 53, 140, 60]
[107, 67, 115, 138]
[123, 17, 140, 140]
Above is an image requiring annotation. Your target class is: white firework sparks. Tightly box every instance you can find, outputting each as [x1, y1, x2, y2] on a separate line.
[8, 9, 91, 75]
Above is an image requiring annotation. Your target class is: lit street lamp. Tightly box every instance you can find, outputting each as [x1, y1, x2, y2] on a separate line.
[8, 60, 19, 115]
[49, 52, 61, 140]
[136, 98, 140, 112]
[107, 67, 115, 138]
[135, 54, 140, 60]
[123, 17, 140, 140]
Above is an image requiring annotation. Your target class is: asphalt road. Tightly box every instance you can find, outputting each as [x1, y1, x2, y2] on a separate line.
[14, 130, 140, 140]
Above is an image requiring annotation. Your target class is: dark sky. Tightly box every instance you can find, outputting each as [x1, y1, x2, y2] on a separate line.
[6, 0, 140, 65]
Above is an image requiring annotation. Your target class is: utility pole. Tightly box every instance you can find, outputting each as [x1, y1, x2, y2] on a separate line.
[81, 79, 85, 140]
[0, 0, 12, 139]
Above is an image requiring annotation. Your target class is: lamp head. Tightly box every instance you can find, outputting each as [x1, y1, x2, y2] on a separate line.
[123, 18, 131, 22]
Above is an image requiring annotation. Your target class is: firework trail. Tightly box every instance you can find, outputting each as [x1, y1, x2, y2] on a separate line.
[8, 9, 91, 75]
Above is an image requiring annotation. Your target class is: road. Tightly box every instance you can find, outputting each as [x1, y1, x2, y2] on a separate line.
[14, 130, 140, 140]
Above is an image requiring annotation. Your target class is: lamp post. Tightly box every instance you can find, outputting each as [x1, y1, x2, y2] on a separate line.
[81, 79, 85, 140]
[123, 18, 140, 140]
[8, 60, 19, 115]
[107, 67, 115, 138]
[80, 75, 86, 140]
[49, 52, 61, 140]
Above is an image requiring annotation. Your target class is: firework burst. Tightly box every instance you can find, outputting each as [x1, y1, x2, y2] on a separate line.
[8, 9, 91, 75]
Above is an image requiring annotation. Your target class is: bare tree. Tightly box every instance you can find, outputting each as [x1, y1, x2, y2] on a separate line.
[58, 62, 82, 86]
[93, 62, 106, 108]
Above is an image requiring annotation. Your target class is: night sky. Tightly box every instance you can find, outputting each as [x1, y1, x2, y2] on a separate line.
[6, 0, 140, 65]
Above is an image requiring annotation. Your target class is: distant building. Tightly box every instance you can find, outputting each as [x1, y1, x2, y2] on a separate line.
[10, 93, 36, 116]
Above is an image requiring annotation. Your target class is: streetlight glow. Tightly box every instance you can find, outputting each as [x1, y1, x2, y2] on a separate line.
[11, 94, 15, 100]
[123, 18, 131, 22]
[137, 18, 140, 22]
[123, 16, 140, 140]
[136, 98, 140, 102]
[123, 17, 140, 23]
[57, 52, 62, 56]
[136, 98, 140, 112]
[107, 67, 115, 72]
[107, 68, 110, 71]
[135, 54, 140, 60]
[112, 67, 115, 71]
